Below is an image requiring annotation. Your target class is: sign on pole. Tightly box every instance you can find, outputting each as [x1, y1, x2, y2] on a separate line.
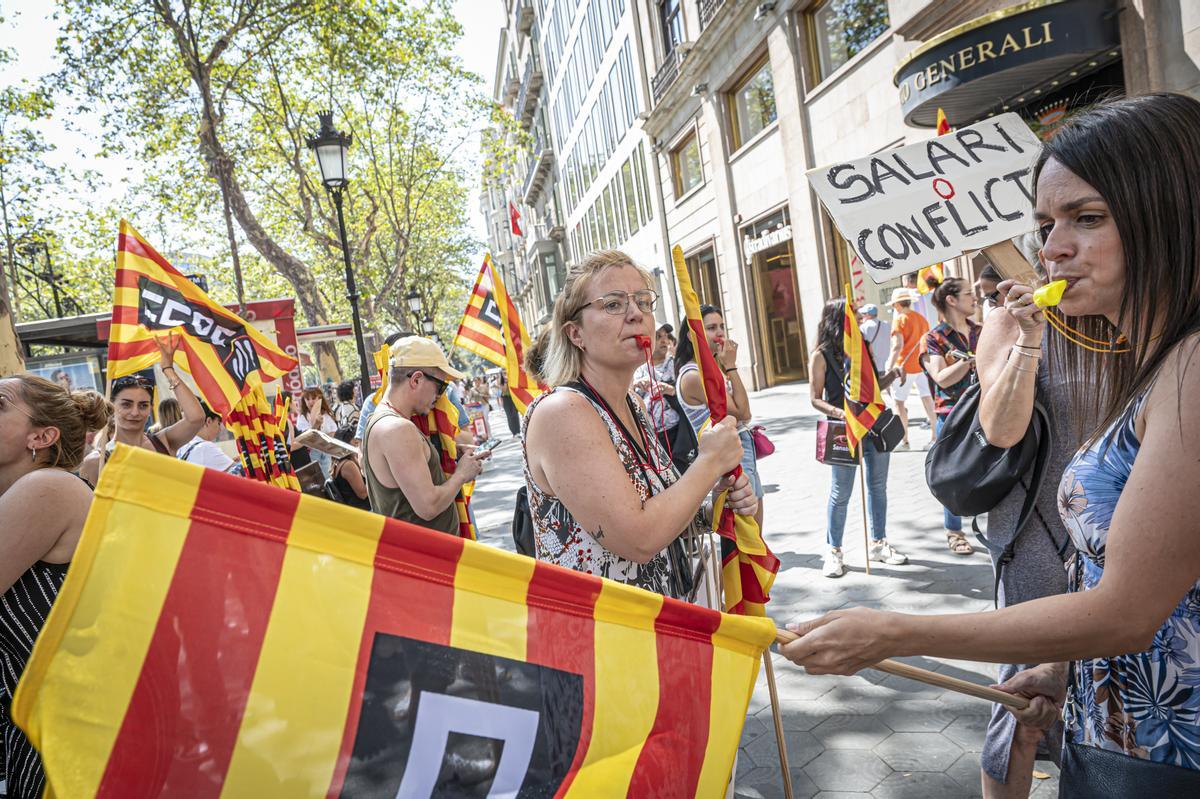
[807, 113, 1041, 284]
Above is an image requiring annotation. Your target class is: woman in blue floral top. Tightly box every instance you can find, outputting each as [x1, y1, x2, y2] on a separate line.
[779, 93, 1200, 791]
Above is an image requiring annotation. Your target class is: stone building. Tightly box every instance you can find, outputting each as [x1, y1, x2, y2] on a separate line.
[633, 0, 1200, 389]
[481, 0, 683, 329]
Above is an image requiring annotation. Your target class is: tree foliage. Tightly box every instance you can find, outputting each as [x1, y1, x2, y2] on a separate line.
[39, 0, 485, 379]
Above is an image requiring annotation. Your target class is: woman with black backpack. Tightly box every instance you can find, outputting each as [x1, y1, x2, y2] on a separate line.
[808, 298, 906, 578]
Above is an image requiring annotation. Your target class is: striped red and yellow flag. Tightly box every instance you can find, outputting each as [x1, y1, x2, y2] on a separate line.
[227, 386, 300, 490]
[107, 220, 297, 418]
[936, 107, 951, 136]
[670, 245, 779, 616]
[13, 446, 773, 797]
[414, 393, 476, 539]
[454, 256, 508, 366]
[454, 254, 545, 415]
[843, 285, 886, 455]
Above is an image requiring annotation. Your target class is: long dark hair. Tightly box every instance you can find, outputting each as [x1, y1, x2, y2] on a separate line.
[815, 299, 845, 356]
[1034, 93, 1200, 442]
[673, 304, 721, 377]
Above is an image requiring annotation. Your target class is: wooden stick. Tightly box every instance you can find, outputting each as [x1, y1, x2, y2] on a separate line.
[857, 452, 870, 575]
[773, 628, 1029, 710]
[980, 240, 1039, 285]
[761, 652, 794, 799]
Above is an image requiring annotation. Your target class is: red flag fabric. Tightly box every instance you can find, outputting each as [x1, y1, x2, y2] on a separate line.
[509, 200, 524, 237]
[842, 285, 886, 454]
[670, 245, 778, 616]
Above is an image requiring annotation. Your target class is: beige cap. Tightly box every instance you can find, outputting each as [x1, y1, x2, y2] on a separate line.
[889, 288, 916, 306]
[390, 336, 465, 380]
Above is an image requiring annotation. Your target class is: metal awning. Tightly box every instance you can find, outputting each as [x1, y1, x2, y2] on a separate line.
[894, 0, 1121, 128]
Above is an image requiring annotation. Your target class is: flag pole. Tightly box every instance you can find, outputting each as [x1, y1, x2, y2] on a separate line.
[762, 652, 795, 799]
[858, 451, 871, 575]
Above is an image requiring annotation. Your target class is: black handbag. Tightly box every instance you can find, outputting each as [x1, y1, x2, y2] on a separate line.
[1060, 737, 1200, 796]
[924, 382, 1048, 517]
[868, 408, 905, 452]
[511, 484, 536, 557]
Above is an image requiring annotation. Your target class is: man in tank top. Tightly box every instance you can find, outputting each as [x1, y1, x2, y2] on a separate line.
[362, 337, 489, 534]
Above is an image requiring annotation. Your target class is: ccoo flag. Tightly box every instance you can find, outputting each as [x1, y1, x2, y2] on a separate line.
[14, 447, 773, 797]
[842, 284, 886, 454]
[453, 254, 545, 414]
[670, 245, 779, 617]
[107, 220, 297, 418]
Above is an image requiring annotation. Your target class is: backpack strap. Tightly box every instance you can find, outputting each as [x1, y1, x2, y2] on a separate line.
[989, 398, 1058, 608]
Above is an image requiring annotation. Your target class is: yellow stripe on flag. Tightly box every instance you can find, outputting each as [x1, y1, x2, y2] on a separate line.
[449, 543, 535, 663]
[219, 496, 386, 796]
[697, 614, 770, 795]
[567, 581, 663, 796]
[12, 445, 200, 797]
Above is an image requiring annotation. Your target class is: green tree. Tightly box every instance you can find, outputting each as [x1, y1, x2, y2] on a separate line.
[55, 0, 484, 381]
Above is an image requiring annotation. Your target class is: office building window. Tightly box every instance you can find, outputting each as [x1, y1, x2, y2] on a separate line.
[659, 0, 683, 57]
[728, 56, 777, 150]
[810, 0, 889, 79]
[670, 130, 702, 198]
[685, 248, 721, 306]
[621, 158, 640, 236]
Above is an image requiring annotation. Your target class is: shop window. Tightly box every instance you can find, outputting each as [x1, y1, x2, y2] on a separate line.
[810, 0, 889, 80]
[685, 247, 721, 307]
[728, 56, 777, 150]
[670, 130, 703, 198]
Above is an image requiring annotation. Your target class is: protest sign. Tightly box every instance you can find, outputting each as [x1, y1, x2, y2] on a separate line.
[807, 113, 1041, 283]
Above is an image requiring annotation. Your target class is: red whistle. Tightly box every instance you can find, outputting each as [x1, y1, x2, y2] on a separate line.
[634, 335, 652, 350]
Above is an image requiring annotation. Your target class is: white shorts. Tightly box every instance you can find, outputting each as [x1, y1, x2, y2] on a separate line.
[891, 372, 932, 402]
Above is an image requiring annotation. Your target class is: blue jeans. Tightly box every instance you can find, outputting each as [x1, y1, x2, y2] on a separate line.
[935, 415, 962, 532]
[827, 438, 890, 548]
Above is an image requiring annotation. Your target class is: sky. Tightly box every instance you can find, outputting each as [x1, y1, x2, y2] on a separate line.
[0, 0, 506, 262]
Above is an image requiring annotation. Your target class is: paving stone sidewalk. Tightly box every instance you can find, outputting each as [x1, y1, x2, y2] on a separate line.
[470, 383, 1060, 798]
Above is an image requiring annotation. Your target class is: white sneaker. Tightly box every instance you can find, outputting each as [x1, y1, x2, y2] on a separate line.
[822, 547, 846, 578]
[869, 540, 909, 565]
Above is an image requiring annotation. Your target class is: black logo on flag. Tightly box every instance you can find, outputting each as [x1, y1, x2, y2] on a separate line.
[341, 634, 583, 798]
[136, 276, 262, 386]
[479, 290, 502, 330]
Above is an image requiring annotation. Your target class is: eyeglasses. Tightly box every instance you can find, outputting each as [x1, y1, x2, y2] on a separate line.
[582, 289, 658, 317]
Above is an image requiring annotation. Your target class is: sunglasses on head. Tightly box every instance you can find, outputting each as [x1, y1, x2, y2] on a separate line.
[111, 375, 155, 395]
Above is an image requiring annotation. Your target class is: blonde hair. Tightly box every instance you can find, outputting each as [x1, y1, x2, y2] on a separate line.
[541, 249, 654, 387]
[150, 397, 181, 434]
[11, 374, 112, 470]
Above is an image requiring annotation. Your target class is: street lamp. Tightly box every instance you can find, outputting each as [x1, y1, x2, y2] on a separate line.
[307, 110, 372, 400]
[422, 316, 435, 338]
[405, 290, 422, 324]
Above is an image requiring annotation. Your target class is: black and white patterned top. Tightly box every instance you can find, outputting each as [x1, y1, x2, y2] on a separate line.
[1, 560, 69, 799]
[521, 385, 706, 599]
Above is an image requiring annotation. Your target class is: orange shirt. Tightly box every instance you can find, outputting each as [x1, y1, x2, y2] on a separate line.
[891, 309, 931, 374]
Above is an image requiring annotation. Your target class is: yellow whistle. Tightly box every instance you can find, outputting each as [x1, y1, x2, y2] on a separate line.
[1033, 279, 1068, 308]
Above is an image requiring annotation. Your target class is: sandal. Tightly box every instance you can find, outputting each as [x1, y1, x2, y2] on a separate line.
[946, 530, 974, 556]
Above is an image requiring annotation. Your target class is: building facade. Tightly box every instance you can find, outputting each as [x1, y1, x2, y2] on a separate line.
[481, 0, 682, 330]
[634, 0, 1200, 389]
[485, 0, 1200, 389]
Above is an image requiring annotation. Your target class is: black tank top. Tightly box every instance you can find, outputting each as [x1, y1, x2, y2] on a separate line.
[821, 346, 846, 408]
[2, 560, 69, 798]
[332, 458, 372, 511]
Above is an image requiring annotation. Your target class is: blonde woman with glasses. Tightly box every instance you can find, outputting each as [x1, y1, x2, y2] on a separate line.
[521, 250, 756, 601]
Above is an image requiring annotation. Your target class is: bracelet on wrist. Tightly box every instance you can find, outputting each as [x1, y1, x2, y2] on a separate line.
[724, 366, 737, 374]
[1005, 359, 1037, 373]
[167, 381, 182, 390]
[1010, 347, 1040, 359]
[162, 365, 176, 373]
[1013, 342, 1042, 351]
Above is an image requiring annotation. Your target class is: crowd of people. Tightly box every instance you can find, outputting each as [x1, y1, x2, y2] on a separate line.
[2, 92, 1199, 797]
